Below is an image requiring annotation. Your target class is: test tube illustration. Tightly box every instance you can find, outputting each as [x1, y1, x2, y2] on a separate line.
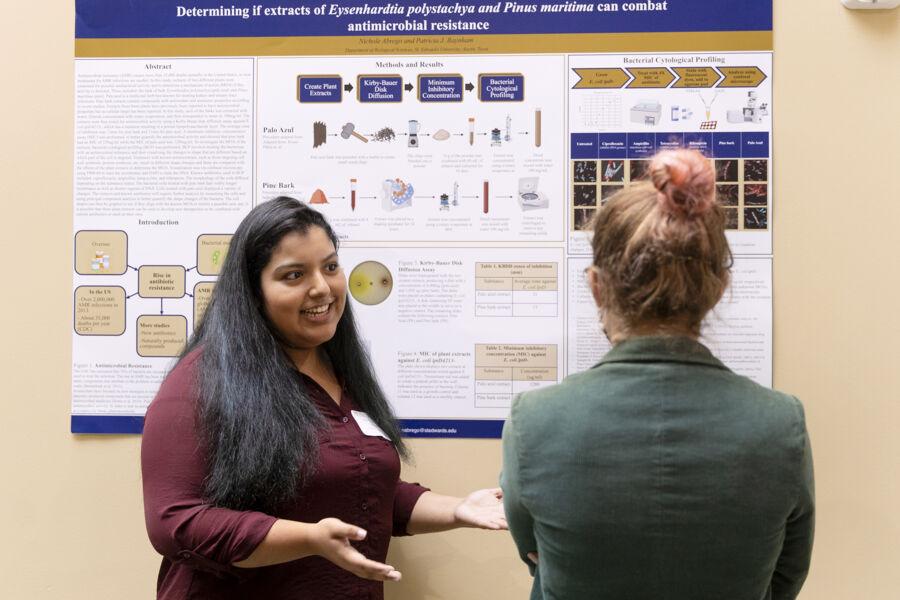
[350, 177, 357, 211]
[483, 180, 489, 214]
[468, 117, 475, 146]
[534, 108, 542, 148]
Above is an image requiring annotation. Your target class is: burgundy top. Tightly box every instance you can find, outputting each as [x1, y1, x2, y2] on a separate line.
[141, 352, 429, 599]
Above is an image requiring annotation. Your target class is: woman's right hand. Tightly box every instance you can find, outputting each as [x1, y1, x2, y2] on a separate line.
[310, 518, 402, 582]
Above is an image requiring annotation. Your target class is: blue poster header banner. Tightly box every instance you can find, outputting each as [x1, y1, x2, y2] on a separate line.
[76, 1, 772, 39]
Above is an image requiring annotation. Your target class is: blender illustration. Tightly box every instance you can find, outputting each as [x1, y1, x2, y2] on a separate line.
[408, 120, 419, 148]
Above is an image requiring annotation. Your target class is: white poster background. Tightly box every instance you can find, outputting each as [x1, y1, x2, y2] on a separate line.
[566, 256, 773, 386]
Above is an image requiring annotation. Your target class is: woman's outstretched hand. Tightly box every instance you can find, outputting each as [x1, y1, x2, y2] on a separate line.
[311, 518, 402, 582]
[232, 516, 403, 575]
[454, 488, 508, 530]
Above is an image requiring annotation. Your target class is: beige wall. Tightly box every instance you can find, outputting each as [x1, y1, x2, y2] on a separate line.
[1, 1, 897, 598]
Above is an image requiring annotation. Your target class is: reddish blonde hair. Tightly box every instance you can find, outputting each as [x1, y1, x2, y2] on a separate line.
[591, 149, 732, 335]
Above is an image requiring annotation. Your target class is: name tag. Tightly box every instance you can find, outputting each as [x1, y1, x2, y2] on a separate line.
[351, 410, 391, 440]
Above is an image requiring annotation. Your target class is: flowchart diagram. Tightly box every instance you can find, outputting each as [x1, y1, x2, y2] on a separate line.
[73, 230, 230, 357]
[258, 55, 565, 242]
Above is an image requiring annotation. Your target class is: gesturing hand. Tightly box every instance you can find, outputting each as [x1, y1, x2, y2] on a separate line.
[310, 518, 402, 582]
[453, 488, 508, 530]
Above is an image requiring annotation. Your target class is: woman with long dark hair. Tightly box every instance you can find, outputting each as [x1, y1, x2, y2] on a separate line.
[141, 197, 505, 599]
[502, 150, 814, 599]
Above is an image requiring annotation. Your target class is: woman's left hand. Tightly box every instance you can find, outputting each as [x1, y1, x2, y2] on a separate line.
[454, 488, 508, 530]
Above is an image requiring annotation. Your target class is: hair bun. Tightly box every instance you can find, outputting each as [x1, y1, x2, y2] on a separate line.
[649, 149, 715, 219]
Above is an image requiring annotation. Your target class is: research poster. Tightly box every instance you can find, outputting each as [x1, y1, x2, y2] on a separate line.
[72, 1, 774, 436]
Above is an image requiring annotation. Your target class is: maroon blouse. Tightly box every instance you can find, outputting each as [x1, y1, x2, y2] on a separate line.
[141, 352, 429, 599]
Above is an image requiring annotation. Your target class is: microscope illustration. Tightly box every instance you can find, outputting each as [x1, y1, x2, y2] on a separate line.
[727, 91, 769, 124]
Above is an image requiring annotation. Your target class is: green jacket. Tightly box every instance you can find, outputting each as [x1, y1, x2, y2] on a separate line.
[501, 336, 814, 600]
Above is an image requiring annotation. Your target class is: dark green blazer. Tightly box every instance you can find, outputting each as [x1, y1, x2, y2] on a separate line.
[501, 336, 814, 600]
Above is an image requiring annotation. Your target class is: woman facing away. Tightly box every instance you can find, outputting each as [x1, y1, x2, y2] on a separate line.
[501, 149, 814, 600]
[141, 197, 506, 599]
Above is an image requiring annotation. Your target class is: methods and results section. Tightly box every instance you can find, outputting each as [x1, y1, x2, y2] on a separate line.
[257, 55, 565, 243]
[475, 262, 558, 317]
[474, 343, 558, 408]
[340, 247, 564, 421]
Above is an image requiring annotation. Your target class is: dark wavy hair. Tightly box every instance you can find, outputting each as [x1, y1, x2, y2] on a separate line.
[179, 197, 408, 512]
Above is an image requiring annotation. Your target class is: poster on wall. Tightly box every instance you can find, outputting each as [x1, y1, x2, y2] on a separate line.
[72, 0, 774, 436]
